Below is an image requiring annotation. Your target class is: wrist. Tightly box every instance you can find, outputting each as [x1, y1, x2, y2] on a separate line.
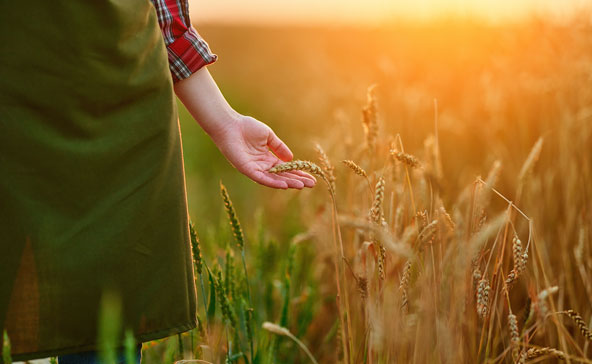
[173, 67, 241, 142]
[207, 111, 241, 144]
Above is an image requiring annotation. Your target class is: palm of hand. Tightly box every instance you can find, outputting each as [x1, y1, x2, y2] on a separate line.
[215, 116, 316, 189]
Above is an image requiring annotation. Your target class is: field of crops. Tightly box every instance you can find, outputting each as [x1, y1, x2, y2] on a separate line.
[7, 17, 592, 364]
[171, 18, 592, 363]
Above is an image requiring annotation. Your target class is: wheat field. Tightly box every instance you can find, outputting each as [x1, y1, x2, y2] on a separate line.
[180, 18, 592, 364]
[176, 19, 591, 363]
[5, 16, 592, 364]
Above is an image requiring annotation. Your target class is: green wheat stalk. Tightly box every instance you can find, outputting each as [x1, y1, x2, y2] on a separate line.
[220, 181, 254, 361]
[189, 220, 209, 348]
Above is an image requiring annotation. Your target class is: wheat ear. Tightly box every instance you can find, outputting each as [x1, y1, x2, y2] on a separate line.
[269, 160, 330, 187]
[477, 278, 491, 319]
[315, 143, 336, 191]
[563, 310, 592, 341]
[508, 313, 520, 360]
[263, 322, 319, 364]
[526, 347, 566, 361]
[391, 150, 421, 169]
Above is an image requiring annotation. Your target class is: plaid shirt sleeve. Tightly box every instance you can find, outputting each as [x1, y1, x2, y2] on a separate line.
[150, 0, 217, 83]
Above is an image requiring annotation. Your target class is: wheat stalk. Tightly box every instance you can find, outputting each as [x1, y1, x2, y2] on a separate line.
[342, 160, 368, 178]
[477, 278, 491, 319]
[391, 150, 421, 169]
[189, 219, 210, 339]
[526, 347, 566, 361]
[369, 177, 386, 225]
[219, 181, 253, 344]
[362, 85, 378, 151]
[506, 236, 527, 287]
[215, 270, 237, 329]
[270, 158, 353, 361]
[377, 245, 387, 281]
[269, 160, 331, 190]
[473, 267, 482, 283]
[315, 143, 336, 192]
[418, 220, 438, 247]
[508, 313, 520, 360]
[537, 286, 558, 318]
[357, 276, 369, 300]
[400, 260, 412, 313]
[263, 322, 319, 364]
[189, 221, 203, 275]
[220, 182, 245, 249]
[563, 310, 592, 341]
[439, 206, 455, 232]
[342, 159, 372, 198]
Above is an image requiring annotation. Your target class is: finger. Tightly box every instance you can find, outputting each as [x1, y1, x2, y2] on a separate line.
[274, 172, 305, 189]
[281, 171, 316, 188]
[251, 171, 289, 189]
[283, 176, 305, 189]
[262, 170, 304, 189]
[288, 170, 317, 185]
[267, 131, 294, 162]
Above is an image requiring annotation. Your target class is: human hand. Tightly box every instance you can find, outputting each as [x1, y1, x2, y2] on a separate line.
[212, 115, 317, 189]
[173, 67, 316, 189]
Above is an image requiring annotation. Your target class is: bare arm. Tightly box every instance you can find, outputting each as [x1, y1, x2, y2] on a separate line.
[174, 67, 316, 189]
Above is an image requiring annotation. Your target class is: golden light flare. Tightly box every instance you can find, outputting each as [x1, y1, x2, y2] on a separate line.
[190, 0, 590, 25]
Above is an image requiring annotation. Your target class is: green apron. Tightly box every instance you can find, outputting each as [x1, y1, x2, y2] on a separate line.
[0, 1, 197, 361]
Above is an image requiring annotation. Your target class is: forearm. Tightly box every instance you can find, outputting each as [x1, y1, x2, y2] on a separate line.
[173, 67, 238, 140]
[172, 66, 315, 189]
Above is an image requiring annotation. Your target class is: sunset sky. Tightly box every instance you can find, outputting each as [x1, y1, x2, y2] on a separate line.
[190, 0, 590, 25]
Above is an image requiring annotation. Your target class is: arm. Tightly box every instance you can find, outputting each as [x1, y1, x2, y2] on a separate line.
[150, 0, 314, 189]
[174, 67, 316, 189]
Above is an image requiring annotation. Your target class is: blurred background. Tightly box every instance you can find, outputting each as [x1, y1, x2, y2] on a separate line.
[191, 0, 589, 25]
[179, 0, 592, 237]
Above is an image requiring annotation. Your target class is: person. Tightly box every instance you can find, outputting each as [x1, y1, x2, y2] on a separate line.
[0, 0, 315, 363]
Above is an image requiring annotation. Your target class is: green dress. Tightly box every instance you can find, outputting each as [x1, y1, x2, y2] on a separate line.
[0, 1, 198, 361]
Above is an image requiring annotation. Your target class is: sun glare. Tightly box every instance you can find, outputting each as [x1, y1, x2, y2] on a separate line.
[191, 0, 590, 25]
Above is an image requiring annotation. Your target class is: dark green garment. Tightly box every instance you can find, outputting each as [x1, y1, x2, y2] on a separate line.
[0, 1, 197, 361]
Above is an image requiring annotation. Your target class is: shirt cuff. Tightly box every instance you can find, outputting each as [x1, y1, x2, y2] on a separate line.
[166, 26, 217, 83]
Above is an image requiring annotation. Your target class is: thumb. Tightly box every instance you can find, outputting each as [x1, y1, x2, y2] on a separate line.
[267, 131, 293, 162]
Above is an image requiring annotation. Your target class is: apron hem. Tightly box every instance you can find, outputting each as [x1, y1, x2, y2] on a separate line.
[9, 319, 198, 362]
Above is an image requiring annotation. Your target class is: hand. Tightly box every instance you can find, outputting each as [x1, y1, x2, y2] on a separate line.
[173, 67, 316, 189]
[212, 115, 317, 189]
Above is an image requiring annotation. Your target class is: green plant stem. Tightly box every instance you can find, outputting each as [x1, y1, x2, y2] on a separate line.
[240, 250, 253, 307]
[240, 249, 254, 363]
[288, 331, 319, 364]
[329, 188, 353, 364]
[178, 333, 184, 360]
[199, 272, 209, 336]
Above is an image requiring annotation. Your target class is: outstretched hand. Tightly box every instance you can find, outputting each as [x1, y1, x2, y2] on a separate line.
[173, 67, 316, 189]
[212, 115, 316, 189]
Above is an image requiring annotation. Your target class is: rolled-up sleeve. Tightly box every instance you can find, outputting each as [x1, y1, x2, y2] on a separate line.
[150, 0, 218, 83]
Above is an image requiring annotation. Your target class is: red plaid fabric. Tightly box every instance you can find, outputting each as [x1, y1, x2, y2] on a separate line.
[150, 0, 217, 82]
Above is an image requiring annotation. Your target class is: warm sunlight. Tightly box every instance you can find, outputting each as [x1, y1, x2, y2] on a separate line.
[191, 0, 590, 25]
[4, 0, 592, 363]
